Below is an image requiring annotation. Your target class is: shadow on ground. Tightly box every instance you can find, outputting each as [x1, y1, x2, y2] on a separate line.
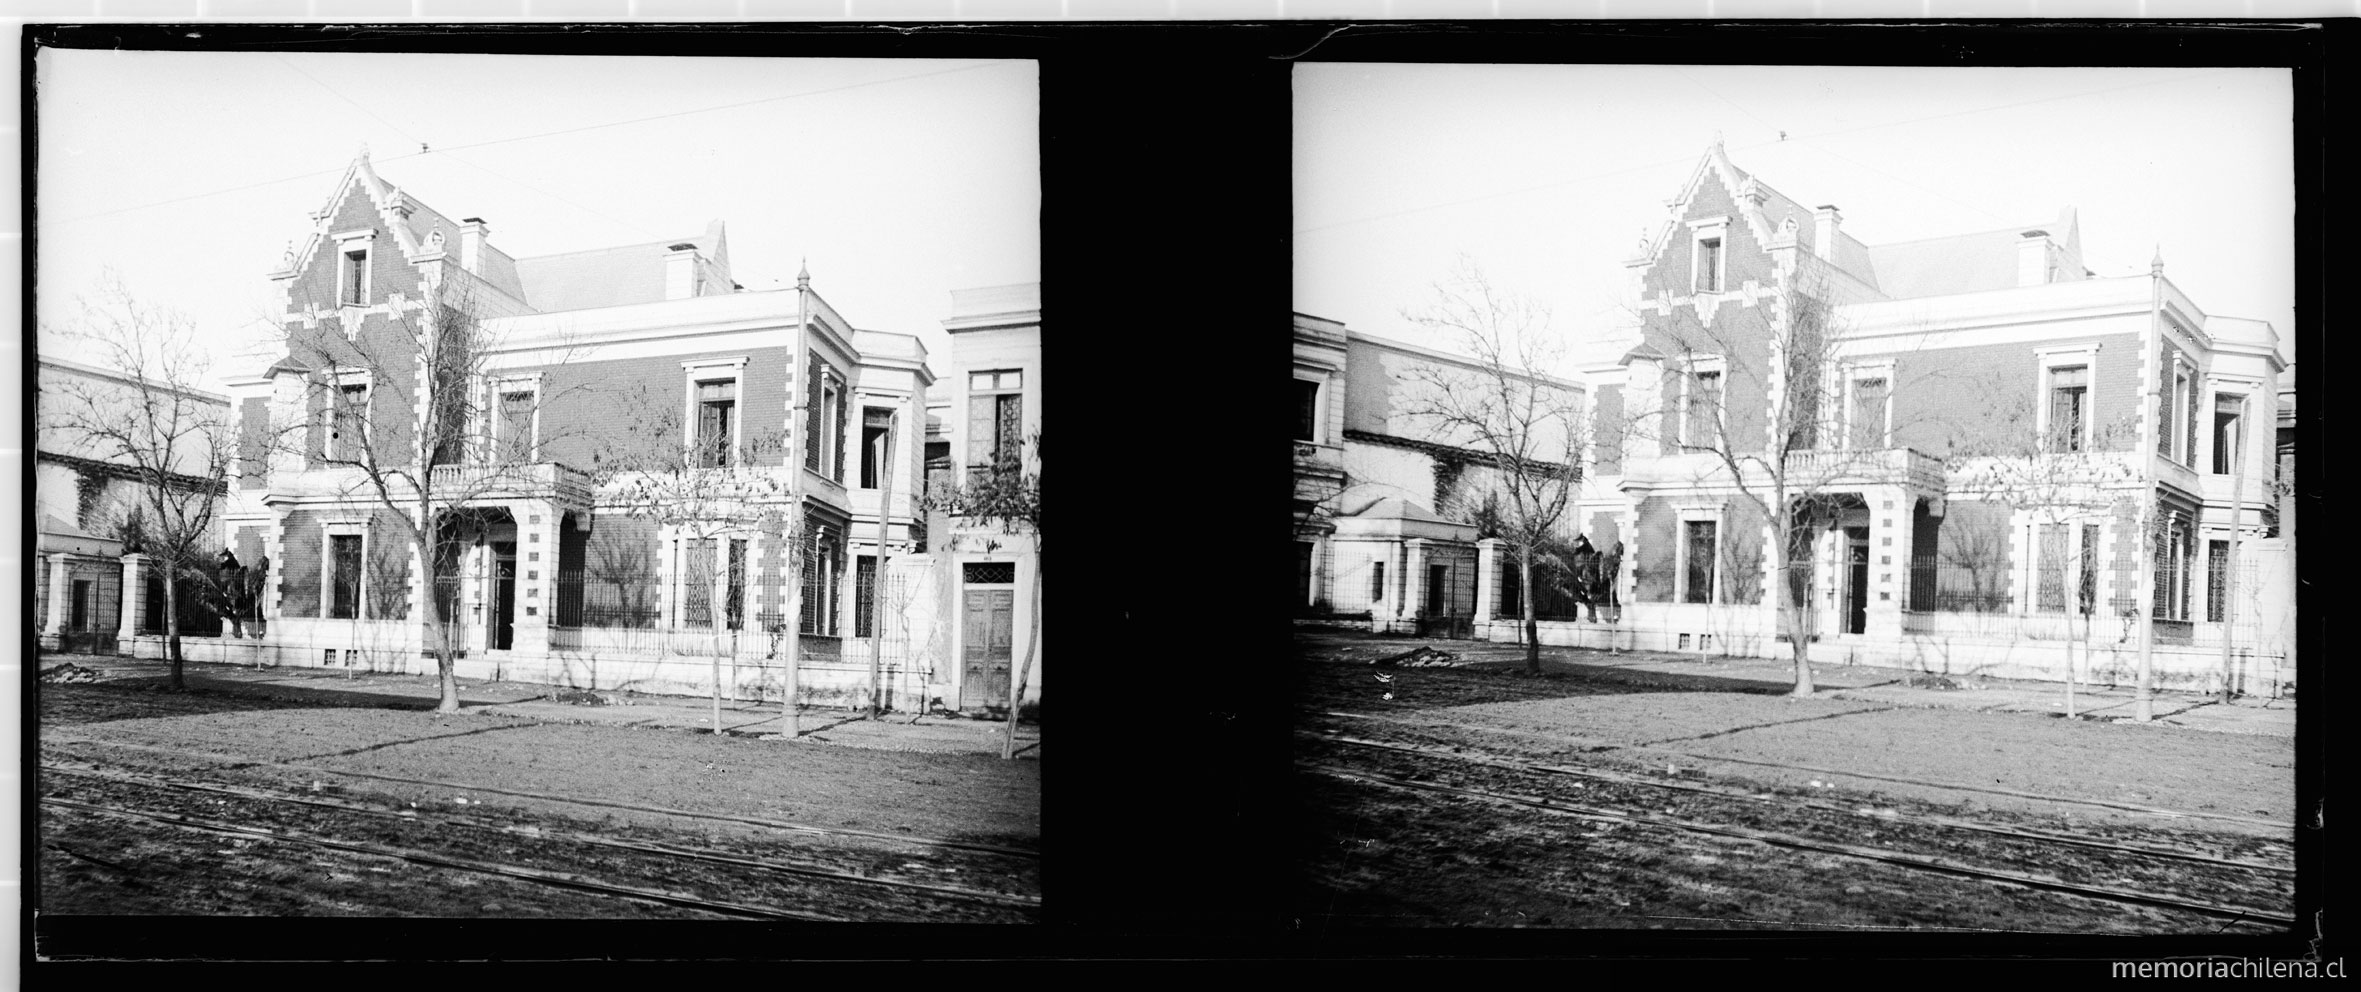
[38, 675, 504, 728]
[1299, 628, 1805, 715]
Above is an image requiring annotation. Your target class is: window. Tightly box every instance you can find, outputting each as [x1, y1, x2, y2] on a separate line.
[339, 245, 371, 306]
[968, 368, 1024, 482]
[859, 408, 893, 489]
[2047, 365, 2089, 453]
[2206, 539, 2230, 622]
[1696, 237, 1724, 293]
[2079, 523, 2099, 617]
[2036, 523, 2068, 613]
[804, 357, 850, 481]
[726, 539, 747, 632]
[2183, 371, 2200, 469]
[1682, 520, 1718, 604]
[855, 554, 877, 638]
[1294, 378, 1320, 442]
[799, 534, 839, 636]
[1849, 375, 1890, 450]
[2153, 517, 2192, 621]
[497, 388, 536, 463]
[329, 534, 364, 619]
[1370, 561, 1387, 607]
[1296, 542, 1314, 605]
[695, 379, 736, 468]
[329, 382, 368, 462]
[1683, 368, 1722, 448]
[2212, 393, 2244, 475]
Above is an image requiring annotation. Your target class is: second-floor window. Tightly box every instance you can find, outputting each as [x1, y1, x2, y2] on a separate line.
[496, 389, 536, 463]
[2212, 393, 2245, 475]
[2047, 365, 2088, 453]
[859, 407, 893, 489]
[330, 383, 368, 462]
[695, 379, 736, 468]
[1681, 368, 1722, 449]
[1849, 375, 1890, 450]
[1294, 378, 1319, 442]
[968, 369, 1024, 481]
[1696, 236, 1724, 293]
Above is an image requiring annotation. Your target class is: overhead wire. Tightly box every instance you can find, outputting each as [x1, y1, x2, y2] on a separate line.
[1294, 67, 2233, 238]
[55, 59, 1011, 226]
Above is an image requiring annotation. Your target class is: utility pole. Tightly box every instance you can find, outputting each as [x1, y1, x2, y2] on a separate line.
[782, 260, 810, 738]
[2135, 247, 2162, 723]
[868, 414, 895, 720]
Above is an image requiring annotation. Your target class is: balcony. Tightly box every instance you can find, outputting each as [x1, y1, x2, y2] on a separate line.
[1292, 438, 1345, 480]
[427, 461, 597, 506]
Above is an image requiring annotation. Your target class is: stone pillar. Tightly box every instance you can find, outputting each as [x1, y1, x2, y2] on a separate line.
[1864, 487, 1908, 644]
[118, 554, 149, 649]
[514, 505, 553, 658]
[1403, 539, 1431, 634]
[45, 554, 72, 650]
[1474, 538, 1501, 628]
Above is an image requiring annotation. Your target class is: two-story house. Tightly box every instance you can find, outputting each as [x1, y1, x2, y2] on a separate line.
[1500, 143, 2291, 695]
[1292, 312, 1586, 637]
[35, 358, 231, 656]
[933, 283, 1042, 713]
[217, 149, 931, 705]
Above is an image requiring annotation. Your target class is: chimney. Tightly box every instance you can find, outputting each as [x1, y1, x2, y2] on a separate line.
[459, 218, 489, 275]
[664, 242, 702, 300]
[2017, 229, 2053, 287]
[1813, 205, 1842, 261]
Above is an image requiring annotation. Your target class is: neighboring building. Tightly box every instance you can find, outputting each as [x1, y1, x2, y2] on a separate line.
[1490, 143, 2291, 694]
[1292, 312, 1586, 636]
[35, 357, 231, 655]
[932, 283, 1043, 711]
[205, 150, 938, 707]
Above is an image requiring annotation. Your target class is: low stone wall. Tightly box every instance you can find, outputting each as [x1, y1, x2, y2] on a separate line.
[1475, 613, 2292, 698]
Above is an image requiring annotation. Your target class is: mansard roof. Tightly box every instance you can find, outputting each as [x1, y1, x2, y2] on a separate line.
[1866, 207, 2087, 301]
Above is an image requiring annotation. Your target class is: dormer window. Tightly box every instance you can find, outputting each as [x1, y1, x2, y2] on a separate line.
[1697, 237, 1723, 292]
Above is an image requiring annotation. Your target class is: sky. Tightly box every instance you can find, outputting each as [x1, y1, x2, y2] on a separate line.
[1295, 64, 2296, 373]
[34, 52, 1040, 394]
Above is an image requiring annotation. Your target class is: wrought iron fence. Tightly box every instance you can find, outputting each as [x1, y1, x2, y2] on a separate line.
[1905, 553, 2010, 614]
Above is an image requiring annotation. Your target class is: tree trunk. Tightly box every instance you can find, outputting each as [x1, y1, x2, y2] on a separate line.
[1780, 520, 1815, 697]
[1519, 544, 1539, 675]
[1002, 562, 1040, 761]
[164, 567, 185, 690]
[711, 561, 728, 735]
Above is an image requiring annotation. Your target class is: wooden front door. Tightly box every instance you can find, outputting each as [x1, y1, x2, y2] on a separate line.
[959, 588, 1015, 712]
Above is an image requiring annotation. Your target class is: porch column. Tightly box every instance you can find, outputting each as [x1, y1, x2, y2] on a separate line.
[46, 554, 72, 648]
[1404, 538, 1431, 631]
[1864, 487, 1909, 644]
[118, 553, 148, 648]
[514, 504, 554, 657]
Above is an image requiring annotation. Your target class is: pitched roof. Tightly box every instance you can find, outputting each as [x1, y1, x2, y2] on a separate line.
[513, 220, 730, 313]
[1714, 150, 1882, 290]
[1350, 497, 1452, 524]
[1864, 208, 2084, 301]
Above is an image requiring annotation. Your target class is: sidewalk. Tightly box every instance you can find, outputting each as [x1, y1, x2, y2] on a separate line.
[35, 653, 1040, 758]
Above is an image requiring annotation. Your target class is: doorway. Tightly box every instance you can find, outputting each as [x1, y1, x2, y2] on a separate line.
[959, 585, 1015, 712]
[492, 541, 517, 651]
[1845, 527, 1870, 635]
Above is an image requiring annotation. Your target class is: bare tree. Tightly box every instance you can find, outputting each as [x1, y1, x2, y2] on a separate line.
[923, 431, 1041, 759]
[591, 382, 795, 736]
[276, 281, 590, 712]
[1947, 376, 2145, 716]
[1399, 260, 1585, 675]
[42, 277, 238, 689]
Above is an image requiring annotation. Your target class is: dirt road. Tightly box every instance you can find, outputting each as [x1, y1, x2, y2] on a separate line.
[1295, 630, 2294, 932]
[36, 666, 1040, 921]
